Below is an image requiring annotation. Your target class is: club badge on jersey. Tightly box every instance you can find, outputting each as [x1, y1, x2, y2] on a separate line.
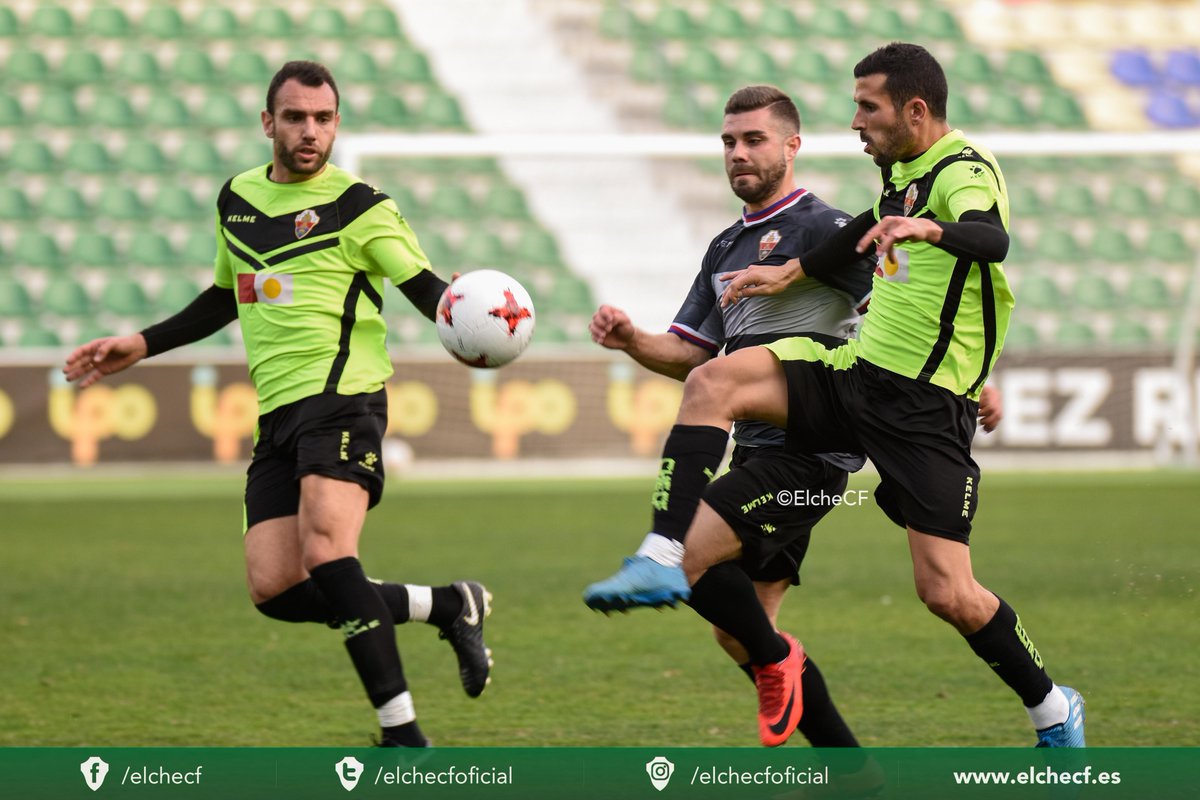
[295, 209, 320, 239]
[758, 229, 781, 260]
[903, 184, 919, 217]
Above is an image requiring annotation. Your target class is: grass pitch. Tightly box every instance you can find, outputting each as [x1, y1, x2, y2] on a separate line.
[1, 469, 1196, 747]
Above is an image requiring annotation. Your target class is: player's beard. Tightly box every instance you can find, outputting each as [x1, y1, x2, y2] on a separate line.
[864, 117, 915, 167]
[728, 156, 788, 205]
[275, 139, 331, 176]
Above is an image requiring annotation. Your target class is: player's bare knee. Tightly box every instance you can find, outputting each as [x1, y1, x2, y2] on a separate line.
[681, 361, 735, 414]
[712, 625, 738, 651]
[917, 582, 969, 624]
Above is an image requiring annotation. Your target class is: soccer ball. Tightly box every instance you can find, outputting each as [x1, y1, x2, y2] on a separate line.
[435, 270, 536, 368]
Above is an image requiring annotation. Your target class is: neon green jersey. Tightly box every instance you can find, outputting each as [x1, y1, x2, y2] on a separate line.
[213, 163, 428, 413]
[856, 130, 1014, 400]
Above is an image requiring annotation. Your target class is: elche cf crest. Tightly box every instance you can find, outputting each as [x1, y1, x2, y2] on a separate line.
[903, 184, 919, 217]
[295, 208, 320, 239]
[758, 229, 781, 260]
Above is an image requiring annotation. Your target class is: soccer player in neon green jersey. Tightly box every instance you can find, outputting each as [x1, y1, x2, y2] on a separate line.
[64, 61, 491, 747]
[620, 43, 1085, 747]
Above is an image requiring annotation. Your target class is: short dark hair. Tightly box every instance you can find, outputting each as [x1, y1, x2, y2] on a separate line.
[266, 60, 340, 115]
[724, 85, 801, 134]
[853, 42, 947, 120]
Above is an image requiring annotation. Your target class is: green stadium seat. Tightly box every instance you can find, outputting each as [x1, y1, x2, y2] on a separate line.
[863, 8, 910, 40]
[1105, 181, 1155, 218]
[924, 7, 964, 40]
[982, 90, 1032, 128]
[808, 6, 856, 39]
[364, 93, 412, 127]
[139, 6, 185, 39]
[89, 91, 138, 129]
[787, 50, 837, 84]
[180, 229, 217, 266]
[1004, 51, 1054, 86]
[64, 139, 115, 174]
[35, 88, 82, 127]
[153, 184, 204, 222]
[7, 138, 58, 173]
[1050, 184, 1099, 218]
[677, 46, 723, 85]
[1038, 90, 1088, 129]
[1145, 227, 1191, 263]
[30, 4, 73, 36]
[194, 7, 239, 39]
[1126, 274, 1174, 309]
[355, 6, 404, 39]
[0, 186, 34, 220]
[100, 277, 150, 316]
[306, 8, 350, 38]
[388, 185, 422, 219]
[417, 230, 455, 269]
[420, 91, 468, 130]
[0, 7, 17, 37]
[0, 91, 23, 126]
[127, 232, 177, 267]
[1016, 274, 1061, 309]
[114, 50, 161, 85]
[171, 48, 219, 84]
[1089, 228, 1139, 263]
[338, 51, 380, 84]
[514, 228, 564, 268]
[599, 2, 644, 39]
[662, 89, 706, 129]
[629, 44, 666, 83]
[223, 51, 272, 87]
[176, 136, 228, 175]
[41, 277, 91, 317]
[198, 90, 244, 128]
[74, 320, 116, 345]
[250, 6, 293, 38]
[18, 325, 62, 348]
[156, 276, 202, 312]
[118, 138, 170, 174]
[701, 3, 748, 38]
[458, 230, 508, 268]
[650, 6, 698, 40]
[59, 50, 106, 86]
[549, 276, 595, 312]
[425, 184, 475, 220]
[387, 48, 435, 84]
[1070, 276, 1119, 310]
[1161, 181, 1200, 217]
[756, 3, 804, 37]
[86, 5, 132, 37]
[0, 279, 34, 317]
[731, 47, 778, 85]
[233, 138, 271, 168]
[142, 92, 191, 128]
[482, 184, 531, 221]
[1109, 318, 1153, 347]
[1034, 229, 1085, 263]
[945, 93, 981, 127]
[1054, 319, 1097, 347]
[1003, 320, 1039, 348]
[94, 185, 146, 221]
[7, 49, 49, 83]
[835, 182, 879, 214]
[1007, 184, 1043, 218]
[69, 231, 121, 269]
[40, 185, 90, 221]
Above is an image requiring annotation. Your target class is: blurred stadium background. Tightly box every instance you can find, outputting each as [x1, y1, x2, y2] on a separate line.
[0, 0, 1198, 469]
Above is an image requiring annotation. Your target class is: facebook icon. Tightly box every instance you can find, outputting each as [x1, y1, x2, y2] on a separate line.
[80, 756, 109, 791]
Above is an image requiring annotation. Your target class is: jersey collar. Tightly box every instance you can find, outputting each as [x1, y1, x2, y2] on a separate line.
[741, 187, 809, 227]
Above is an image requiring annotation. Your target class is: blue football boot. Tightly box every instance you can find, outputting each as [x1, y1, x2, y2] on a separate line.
[583, 556, 690, 612]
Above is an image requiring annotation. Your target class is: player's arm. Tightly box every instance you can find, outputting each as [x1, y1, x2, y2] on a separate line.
[855, 208, 1008, 264]
[978, 383, 1003, 433]
[359, 205, 449, 322]
[63, 285, 238, 387]
[719, 209, 877, 306]
[591, 305, 713, 381]
[395, 269, 449, 322]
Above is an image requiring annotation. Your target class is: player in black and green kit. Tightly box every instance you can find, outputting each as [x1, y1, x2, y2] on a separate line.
[64, 62, 491, 747]
[633, 44, 1085, 747]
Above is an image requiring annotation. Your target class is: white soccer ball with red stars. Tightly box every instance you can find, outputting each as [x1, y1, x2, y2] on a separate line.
[435, 270, 535, 368]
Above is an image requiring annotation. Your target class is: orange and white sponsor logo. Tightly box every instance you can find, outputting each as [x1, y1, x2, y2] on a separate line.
[237, 272, 294, 303]
[874, 248, 909, 282]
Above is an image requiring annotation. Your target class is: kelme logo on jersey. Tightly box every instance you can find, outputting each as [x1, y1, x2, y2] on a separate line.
[295, 208, 320, 239]
[903, 184, 919, 217]
[237, 273, 294, 304]
[758, 229, 781, 260]
[875, 248, 910, 282]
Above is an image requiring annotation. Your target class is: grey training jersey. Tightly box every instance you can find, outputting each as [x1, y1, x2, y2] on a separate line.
[669, 188, 873, 468]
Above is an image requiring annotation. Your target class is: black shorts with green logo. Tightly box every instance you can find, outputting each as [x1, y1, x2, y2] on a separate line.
[703, 445, 849, 585]
[765, 337, 981, 543]
[244, 389, 388, 529]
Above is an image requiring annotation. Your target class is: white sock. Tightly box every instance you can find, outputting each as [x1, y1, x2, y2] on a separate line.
[636, 533, 685, 567]
[406, 586, 433, 623]
[1026, 684, 1069, 730]
[377, 691, 416, 727]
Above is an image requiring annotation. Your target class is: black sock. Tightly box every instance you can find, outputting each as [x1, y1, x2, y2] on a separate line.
[255, 580, 335, 624]
[687, 561, 787, 665]
[382, 720, 428, 747]
[650, 424, 728, 542]
[796, 658, 861, 747]
[964, 596, 1054, 707]
[371, 583, 462, 627]
[309, 557, 407, 708]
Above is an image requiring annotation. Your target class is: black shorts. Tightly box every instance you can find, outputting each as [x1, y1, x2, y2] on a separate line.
[703, 445, 849, 584]
[244, 390, 388, 529]
[765, 338, 980, 543]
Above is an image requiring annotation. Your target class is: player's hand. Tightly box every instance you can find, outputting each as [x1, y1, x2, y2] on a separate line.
[977, 384, 1003, 433]
[589, 304, 636, 350]
[856, 215, 943, 260]
[63, 334, 149, 388]
[718, 258, 805, 307]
